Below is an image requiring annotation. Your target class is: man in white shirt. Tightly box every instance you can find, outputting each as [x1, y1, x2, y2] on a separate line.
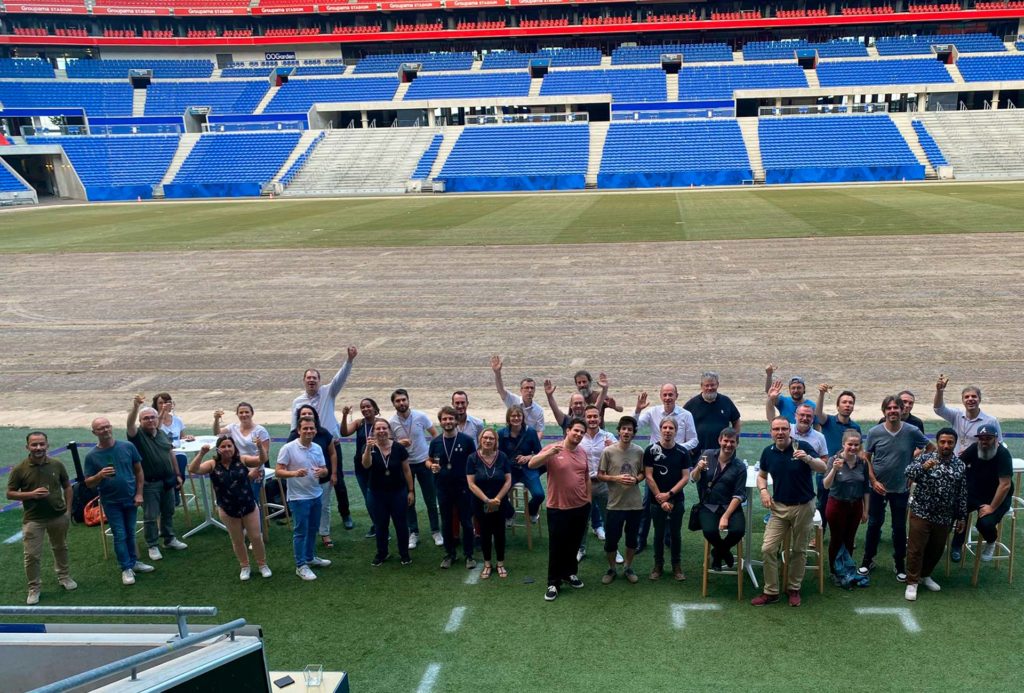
[451, 390, 484, 442]
[389, 389, 440, 549]
[933, 376, 1003, 455]
[276, 418, 331, 581]
[578, 405, 618, 562]
[491, 354, 544, 442]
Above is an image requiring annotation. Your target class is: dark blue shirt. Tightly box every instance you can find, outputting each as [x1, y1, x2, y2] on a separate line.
[428, 432, 476, 488]
[820, 415, 861, 456]
[694, 450, 747, 512]
[466, 451, 511, 510]
[497, 426, 542, 461]
[84, 441, 140, 505]
[759, 440, 816, 505]
[683, 394, 741, 453]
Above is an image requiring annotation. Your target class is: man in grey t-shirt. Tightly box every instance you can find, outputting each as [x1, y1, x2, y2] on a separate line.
[596, 416, 645, 584]
[861, 395, 934, 581]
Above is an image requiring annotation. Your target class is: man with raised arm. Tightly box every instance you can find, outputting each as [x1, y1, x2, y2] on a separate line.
[491, 354, 544, 442]
[933, 375, 1003, 456]
[765, 364, 814, 423]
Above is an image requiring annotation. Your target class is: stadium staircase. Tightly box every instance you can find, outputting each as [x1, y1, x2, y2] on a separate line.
[737, 118, 766, 184]
[529, 78, 543, 97]
[395, 82, 411, 100]
[585, 121, 610, 188]
[867, 46, 880, 58]
[469, 61, 482, 71]
[132, 89, 147, 117]
[915, 109, 1024, 180]
[428, 127, 463, 182]
[890, 113, 937, 179]
[157, 133, 202, 192]
[733, 50, 745, 62]
[805, 69, 820, 88]
[253, 84, 280, 115]
[281, 127, 438, 195]
[270, 129, 322, 186]
[211, 68, 223, 79]
[54, 69, 67, 80]
[666, 72, 679, 101]
[946, 63, 966, 83]
[600, 55, 612, 67]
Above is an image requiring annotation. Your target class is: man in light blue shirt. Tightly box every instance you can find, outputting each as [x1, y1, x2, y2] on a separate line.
[390, 388, 439, 549]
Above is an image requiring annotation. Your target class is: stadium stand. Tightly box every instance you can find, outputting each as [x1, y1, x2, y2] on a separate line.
[165, 131, 300, 197]
[438, 124, 589, 192]
[145, 81, 269, 115]
[279, 130, 325, 188]
[874, 33, 1007, 55]
[611, 43, 733, 65]
[678, 64, 808, 100]
[405, 73, 532, 100]
[294, 65, 347, 76]
[540, 68, 667, 102]
[66, 59, 215, 79]
[816, 59, 953, 87]
[0, 163, 32, 193]
[263, 77, 399, 112]
[956, 55, 1024, 82]
[598, 120, 752, 188]
[25, 134, 178, 200]
[742, 39, 868, 61]
[219, 67, 276, 78]
[0, 81, 133, 116]
[0, 58, 55, 79]
[759, 115, 925, 184]
[353, 53, 474, 74]
[911, 120, 948, 167]
[481, 48, 602, 69]
[915, 110, 1024, 180]
[411, 133, 443, 180]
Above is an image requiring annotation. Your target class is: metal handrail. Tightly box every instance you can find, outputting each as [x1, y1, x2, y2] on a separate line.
[29, 618, 247, 693]
[0, 605, 217, 639]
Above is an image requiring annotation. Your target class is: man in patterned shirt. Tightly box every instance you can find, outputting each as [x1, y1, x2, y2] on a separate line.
[903, 428, 967, 602]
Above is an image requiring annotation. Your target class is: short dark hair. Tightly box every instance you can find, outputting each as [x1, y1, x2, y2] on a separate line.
[898, 390, 916, 400]
[573, 370, 593, 383]
[361, 398, 381, 415]
[584, 404, 600, 413]
[236, 401, 254, 414]
[566, 417, 587, 432]
[391, 388, 409, 403]
[303, 368, 321, 380]
[451, 390, 469, 403]
[505, 404, 525, 426]
[881, 395, 902, 412]
[837, 390, 856, 404]
[151, 392, 172, 408]
[718, 427, 739, 440]
[294, 404, 321, 430]
[935, 427, 958, 445]
[617, 416, 638, 432]
[438, 405, 458, 420]
[26, 431, 48, 443]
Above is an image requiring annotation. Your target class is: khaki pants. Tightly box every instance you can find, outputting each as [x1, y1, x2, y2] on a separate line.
[23, 514, 71, 590]
[761, 500, 815, 596]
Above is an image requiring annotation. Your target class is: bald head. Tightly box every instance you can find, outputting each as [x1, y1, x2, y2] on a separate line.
[659, 383, 678, 410]
[91, 417, 114, 446]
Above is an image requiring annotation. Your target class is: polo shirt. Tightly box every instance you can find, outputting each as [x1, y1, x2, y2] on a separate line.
[759, 440, 816, 505]
[683, 393, 741, 452]
[542, 444, 590, 510]
[635, 405, 698, 450]
[128, 428, 176, 482]
[933, 404, 1003, 455]
[959, 443, 1014, 507]
[286, 425, 334, 483]
[84, 441, 141, 505]
[502, 391, 545, 433]
[819, 415, 862, 456]
[276, 439, 326, 502]
[389, 410, 433, 463]
[7, 456, 69, 522]
[864, 422, 930, 493]
[775, 395, 815, 424]
[428, 432, 477, 487]
[828, 458, 870, 503]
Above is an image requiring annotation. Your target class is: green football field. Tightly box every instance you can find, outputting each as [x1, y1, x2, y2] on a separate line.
[2, 181, 1024, 253]
[2, 424, 1022, 690]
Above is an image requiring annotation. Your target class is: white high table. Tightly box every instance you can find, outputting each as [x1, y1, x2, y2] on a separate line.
[174, 435, 228, 539]
[743, 466, 773, 589]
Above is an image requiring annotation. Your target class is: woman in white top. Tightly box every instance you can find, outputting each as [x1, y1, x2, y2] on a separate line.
[153, 392, 192, 447]
[214, 402, 271, 463]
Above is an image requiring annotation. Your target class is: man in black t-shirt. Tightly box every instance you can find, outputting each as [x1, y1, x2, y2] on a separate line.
[428, 406, 477, 569]
[684, 371, 742, 457]
[952, 425, 1014, 562]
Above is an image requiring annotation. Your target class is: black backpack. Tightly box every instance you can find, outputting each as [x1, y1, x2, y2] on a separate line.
[69, 441, 98, 524]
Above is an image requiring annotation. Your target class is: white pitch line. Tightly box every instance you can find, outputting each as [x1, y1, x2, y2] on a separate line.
[855, 607, 922, 633]
[4, 531, 23, 545]
[444, 606, 466, 633]
[464, 569, 480, 585]
[416, 663, 442, 693]
[670, 602, 721, 630]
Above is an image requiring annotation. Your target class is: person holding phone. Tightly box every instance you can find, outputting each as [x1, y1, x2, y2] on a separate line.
[362, 418, 414, 567]
[466, 428, 512, 579]
[276, 417, 331, 581]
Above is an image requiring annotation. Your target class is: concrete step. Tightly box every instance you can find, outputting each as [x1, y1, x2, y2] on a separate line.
[160, 133, 202, 186]
[584, 121, 610, 186]
[890, 113, 936, 177]
[666, 72, 679, 101]
[805, 69, 820, 89]
[529, 78, 543, 97]
[428, 127, 463, 180]
[737, 118, 765, 184]
[946, 62, 965, 84]
[253, 84, 280, 115]
[131, 88, 147, 117]
[272, 130, 322, 183]
[395, 81, 411, 101]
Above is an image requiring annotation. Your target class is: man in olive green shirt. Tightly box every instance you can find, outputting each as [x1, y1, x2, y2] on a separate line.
[6, 431, 76, 605]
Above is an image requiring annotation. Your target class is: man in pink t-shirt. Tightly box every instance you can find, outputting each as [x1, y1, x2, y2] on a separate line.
[531, 419, 590, 601]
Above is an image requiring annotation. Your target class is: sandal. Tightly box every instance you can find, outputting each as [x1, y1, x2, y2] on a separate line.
[497, 565, 508, 579]
[320, 535, 335, 549]
[480, 565, 492, 580]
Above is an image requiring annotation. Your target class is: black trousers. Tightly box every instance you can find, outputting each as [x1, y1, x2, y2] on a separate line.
[546, 504, 590, 588]
[476, 506, 506, 562]
[331, 442, 351, 518]
[699, 506, 745, 559]
[438, 482, 474, 560]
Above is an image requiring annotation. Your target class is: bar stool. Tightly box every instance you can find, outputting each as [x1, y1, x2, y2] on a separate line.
[508, 482, 542, 550]
[966, 509, 1015, 586]
[701, 537, 744, 601]
[781, 509, 825, 594]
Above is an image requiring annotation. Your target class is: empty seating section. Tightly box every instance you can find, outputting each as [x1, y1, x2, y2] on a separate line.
[541, 69, 666, 102]
[293, 65, 347, 76]
[874, 33, 1006, 55]
[0, 58, 54, 79]
[411, 134, 443, 179]
[145, 81, 268, 115]
[264, 78, 398, 112]
[957, 55, 1024, 81]
[0, 82, 133, 116]
[354, 53, 474, 74]
[911, 120, 948, 167]
[220, 65, 347, 78]
[1017, 39, 1024, 52]
[817, 59, 953, 86]
[481, 48, 602, 69]
[0, 164, 31, 193]
[439, 124, 588, 191]
[67, 59, 214, 79]
[26, 134, 178, 200]
[742, 39, 868, 61]
[220, 67, 275, 77]
[166, 131, 300, 197]
[678, 64, 807, 100]
[915, 110, 1024, 179]
[759, 116, 924, 184]
[612, 43, 733, 65]
[405, 73, 531, 100]
[599, 120, 751, 188]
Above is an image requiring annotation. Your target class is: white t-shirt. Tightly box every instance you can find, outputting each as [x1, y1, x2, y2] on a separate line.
[389, 410, 433, 463]
[160, 415, 186, 447]
[223, 423, 270, 458]
[791, 427, 828, 459]
[502, 391, 545, 433]
[276, 439, 325, 502]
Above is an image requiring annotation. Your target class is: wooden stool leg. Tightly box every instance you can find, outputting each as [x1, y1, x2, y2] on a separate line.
[994, 523, 1002, 572]
[524, 487, 533, 552]
[736, 537, 744, 602]
[702, 540, 710, 597]
[972, 517, 983, 588]
[1009, 512, 1016, 584]
[260, 483, 270, 542]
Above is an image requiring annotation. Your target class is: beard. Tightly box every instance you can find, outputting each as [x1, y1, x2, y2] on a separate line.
[702, 392, 718, 403]
[578, 385, 592, 398]
[978, 444, 997, 461]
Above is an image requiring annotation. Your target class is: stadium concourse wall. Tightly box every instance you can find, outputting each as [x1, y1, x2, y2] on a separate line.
[442, 173, 585, 193]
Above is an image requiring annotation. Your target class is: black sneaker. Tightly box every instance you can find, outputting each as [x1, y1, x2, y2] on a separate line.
[723, 551, 735, 569]
[894, 565, 907, 583]
[712, 557, 723, 572]
[950, 549, 962, 563]
[568, 575, 584, 589]
[401, 557, 413, 566]
[544, 585, 559, 601]
[371, 554, 389, 567]
[857, 560, 876, 576]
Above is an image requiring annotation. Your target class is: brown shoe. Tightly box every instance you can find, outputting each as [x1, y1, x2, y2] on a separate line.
[649, 565, 663, 581]
[672, 565, 686, 582]
[787, 589, 802, 607]
[751, 592, 780, 606]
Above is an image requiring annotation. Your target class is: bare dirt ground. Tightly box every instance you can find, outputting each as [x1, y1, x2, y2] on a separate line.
[2, 232, 1023, 429]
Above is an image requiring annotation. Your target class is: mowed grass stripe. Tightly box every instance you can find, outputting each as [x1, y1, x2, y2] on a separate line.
[4, 182, 1024, 254]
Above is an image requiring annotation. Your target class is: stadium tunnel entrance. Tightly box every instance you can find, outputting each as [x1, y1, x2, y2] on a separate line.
[0, 151, 79, 200]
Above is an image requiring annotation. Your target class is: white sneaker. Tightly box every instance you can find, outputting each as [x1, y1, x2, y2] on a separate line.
[259, 565, 273, 578]
[27, 589, 40, 605]
[58, 577, 78, 591]
[530, 514, 540, 524]
[309, 556, 332, 568]
[982, 542, 997, 562]
[576, 547, 586, 563]
[432, 531, 444, 547]
[904, 584, 918, 601]
[296, 565, 317, 581]
[132, 561, 155, 573]
[239, 567, 251, 581]
[595, 527, 606, 541]
[921, 576, 941, 592]
[615, 551, 625, 565]
[408, 532, 419, 550]
[166, 538, 188, 551]
[148, 546, 162, 561]
[122, 569, 136, 586]
[505, 518, 515, 528]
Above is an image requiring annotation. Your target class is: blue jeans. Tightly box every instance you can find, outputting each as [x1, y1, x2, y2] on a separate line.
[289, 495, 322, 568]
[372, 487, 411, 562]
[407, 463, 439, 535]
[510, 465, 545, 516]
[354, 460, 376, 531]
[104, 501, 139, 570]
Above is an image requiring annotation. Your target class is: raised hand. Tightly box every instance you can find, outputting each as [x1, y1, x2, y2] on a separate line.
[544, 379, 555, 396]
[347, 345, 358, 361]
[768, 379, 784, 399]
[597, 372, 609, 389]
[936, 374, 949, 391]
[765, 363, 776, 377]
[200, 444, 211, 455]
[636, 391, 649, 410]
[132, 393, 145, 408]
[818, 383, 832, 395]
[490, 355, 503, 373]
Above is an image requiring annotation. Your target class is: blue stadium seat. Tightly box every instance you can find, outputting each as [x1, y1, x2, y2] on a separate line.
[817, 59, 953, 87]
[438, 124, 589, 191]
[0, 163, 31, 192]
[411, 134, 443, 179]
[678, 64, 808, 100]
[67, 59, 214, 79]
[354, 53, 474, 74]
[220, 67, 275, 78]
[0, 81, 133, 116]
[612, 43, 733, 65]
[541, 69, 666, 102]
[759, 115, 925, 184]
[293, 65, 347, 76]
[875, 33, 1006, 56]
[481, 48, 602, 69]
[957, 55, 1024, 82]
[264, 77, 398, 112]
[598, 120, 751, 188]
[166, 131, 301, 197]
[0, 57, 54, 78]
[145, 81, 270, 115]
[911, 120, 948, 167]
[405, 73, 531, 100]
[742, 39, 867, 61]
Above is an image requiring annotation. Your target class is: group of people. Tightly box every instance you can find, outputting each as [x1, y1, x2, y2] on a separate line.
[7, 350, 1015, 608]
